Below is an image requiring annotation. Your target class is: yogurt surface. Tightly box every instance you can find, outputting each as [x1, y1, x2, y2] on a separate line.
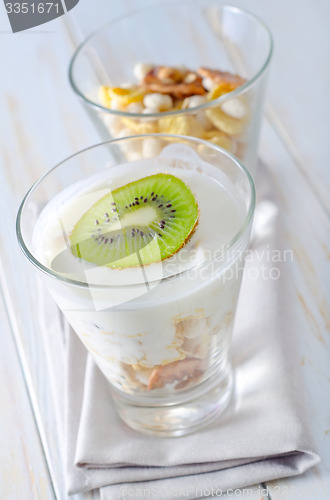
[34, 145, 242, 287]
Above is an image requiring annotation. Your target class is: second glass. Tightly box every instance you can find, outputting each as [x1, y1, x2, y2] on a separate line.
[69, 2, 272, 177]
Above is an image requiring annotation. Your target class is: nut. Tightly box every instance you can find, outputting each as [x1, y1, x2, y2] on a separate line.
[143, 92, 173, 112]
[147, 357, 204, 390]
[143, 66, 206, 98]
[186, 95, 207, 108]
[126, 102, 144, 113]
[157, 66, 186, 82]
[184, 72, 198, 83]
[221, 98, 247, 119]
[133, 62, 154, 83]
[198, 67, 246, 88]
[202, 77, 216, 91]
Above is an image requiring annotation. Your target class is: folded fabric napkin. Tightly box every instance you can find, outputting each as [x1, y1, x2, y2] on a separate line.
[61, 165, 319, 499]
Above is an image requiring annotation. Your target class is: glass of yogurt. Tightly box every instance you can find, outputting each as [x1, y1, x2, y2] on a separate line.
[17, 135, 255, 436]
[69, 2, 272, 177]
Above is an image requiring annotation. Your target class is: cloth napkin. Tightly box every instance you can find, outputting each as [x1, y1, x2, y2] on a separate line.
[60, 163, 319, 499]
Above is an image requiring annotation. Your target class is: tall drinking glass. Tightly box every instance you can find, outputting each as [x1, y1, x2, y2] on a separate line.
[69, 2, 272, 177]
[17, 135, 255, 436]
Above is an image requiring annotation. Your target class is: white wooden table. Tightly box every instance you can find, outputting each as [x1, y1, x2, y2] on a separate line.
[0, 1, 329, 498]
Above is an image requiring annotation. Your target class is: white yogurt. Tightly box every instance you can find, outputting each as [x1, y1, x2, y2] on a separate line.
[34, 145, 246, 392]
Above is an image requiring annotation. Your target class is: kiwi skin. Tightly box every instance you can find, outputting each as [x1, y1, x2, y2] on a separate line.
[70, 173, 199, 269]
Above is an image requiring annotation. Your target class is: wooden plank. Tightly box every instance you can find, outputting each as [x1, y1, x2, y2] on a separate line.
[0, 270, 55, 499]
[257, 119, 330, 499]
[0, 14, 100, 500]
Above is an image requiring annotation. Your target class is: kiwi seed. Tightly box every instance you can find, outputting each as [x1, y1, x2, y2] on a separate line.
[70, 173, 199, 269]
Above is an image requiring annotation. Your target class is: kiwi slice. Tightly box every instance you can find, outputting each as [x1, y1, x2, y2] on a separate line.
[70, 173, 199, 269]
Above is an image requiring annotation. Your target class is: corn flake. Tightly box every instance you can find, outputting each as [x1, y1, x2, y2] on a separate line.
[205, 107, 245, 136]
[207, 83, 235, 101]
[98, 85, 112, 108]
[158, 115, 205, 137]
[121, 117, 158, 134]
[204, 130, 232, 151]
[109, 87, 145, 107]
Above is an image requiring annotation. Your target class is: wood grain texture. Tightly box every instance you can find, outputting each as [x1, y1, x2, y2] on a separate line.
[0, 271, 55, 499]
[0, 12, 100, 500]
[257, 119, 330, 499]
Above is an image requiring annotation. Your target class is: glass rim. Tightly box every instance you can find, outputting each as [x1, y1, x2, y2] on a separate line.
[68, 2, 273, 119]
[16, 134, 256, 289]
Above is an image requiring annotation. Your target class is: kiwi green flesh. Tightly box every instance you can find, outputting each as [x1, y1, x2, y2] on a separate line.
[70, 173, 199, 269]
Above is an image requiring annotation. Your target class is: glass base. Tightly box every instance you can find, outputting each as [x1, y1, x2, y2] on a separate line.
[111, 365, 234, 437]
